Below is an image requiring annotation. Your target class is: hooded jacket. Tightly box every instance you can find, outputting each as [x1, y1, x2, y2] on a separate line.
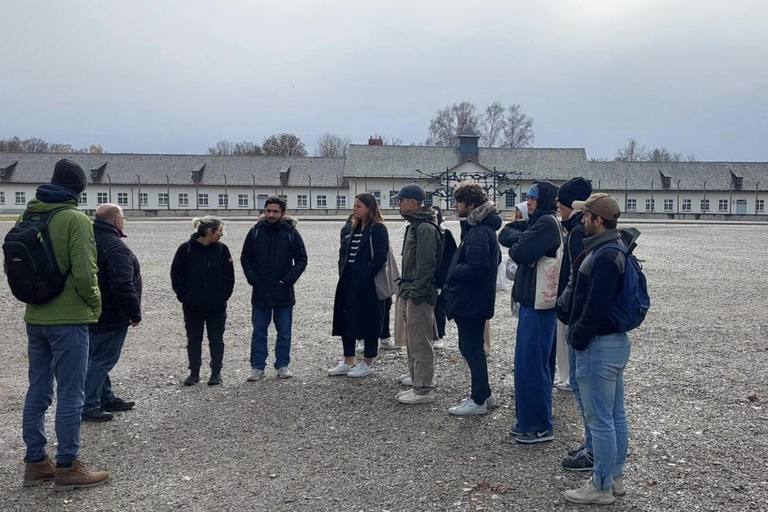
[398, 206, 442, 306]
[443, 201, 502, 320]
[555, 210, 587, 324]
[18, 185, 101, 325]
[241, 215, 308, 309]
[498, 181, 562, 307]
[91, 219, 142, 331]
[171, 235, 235, 313]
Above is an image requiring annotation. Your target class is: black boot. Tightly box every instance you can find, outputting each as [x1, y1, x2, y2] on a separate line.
[184, 369, 200, 386]
[207, 372, 222, 386]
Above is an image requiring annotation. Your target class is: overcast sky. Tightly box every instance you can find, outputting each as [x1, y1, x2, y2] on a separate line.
[2, 0, 766, 160]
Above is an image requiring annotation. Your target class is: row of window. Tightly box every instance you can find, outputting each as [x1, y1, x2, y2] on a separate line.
[624, 198, 765, 213]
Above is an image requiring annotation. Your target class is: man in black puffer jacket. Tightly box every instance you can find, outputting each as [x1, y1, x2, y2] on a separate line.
[83, 204, 142, 422]
[498, 181, 561, 444]
[241, 196, 308, 381]
[443, 182, 502, 416]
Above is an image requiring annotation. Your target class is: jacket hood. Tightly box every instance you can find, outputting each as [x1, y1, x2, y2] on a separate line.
[35, 184, 79, 204]
[466, 201, 502, 231]
[255, 214, 298, 229]
[402, 206, 436, 223]
[26, 198, 78, 213]
[529, 181, 558, 223]
[515, 202, 529, 221]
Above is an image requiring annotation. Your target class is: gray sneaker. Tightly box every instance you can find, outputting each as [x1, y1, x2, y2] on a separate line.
[276, 367, 293, 379]
[564, 479, 616, 505]
[612, 474, 626, 496]
[562, 447, 594, 472]
[515, 429, 555, 444]
[247, 369, 265, 382]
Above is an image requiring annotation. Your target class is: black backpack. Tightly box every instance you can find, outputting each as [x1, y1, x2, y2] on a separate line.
[3, 207, 72, 304]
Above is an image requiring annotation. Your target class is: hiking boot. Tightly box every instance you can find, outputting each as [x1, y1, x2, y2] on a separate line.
[53, 460, 110, 492]
[515, 429, 555, 444]
[448, 398, 487, 416]
[355, 340, 364, 353]
[23, 456, 55, 487]
[247, 369, 265, 382]
[613, 474, 626, 496]
[397, 373, 412, 386]
[397, 389, 435, 404]
[207, 372, 222, 386]
[433, 338, 445, 349]
[347, 361, 373, 378]
[564, 479, 616, 505]
[379, 338, 399, 350]
[327, 362, 353, 376]
[562, 447, 594, 472]
[81, 409, 113, 422]
[102, 398, 135, 412]
[184, 370, 200, 386]
[276, 367, 293, 379]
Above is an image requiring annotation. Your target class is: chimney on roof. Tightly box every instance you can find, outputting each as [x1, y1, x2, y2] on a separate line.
[458, 131, 480, 164]
[368, 136, 383, 146]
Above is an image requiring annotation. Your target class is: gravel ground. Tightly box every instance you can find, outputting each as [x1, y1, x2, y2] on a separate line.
[0, 219, 767, 512]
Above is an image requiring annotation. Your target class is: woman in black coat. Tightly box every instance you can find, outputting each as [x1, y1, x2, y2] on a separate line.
[328, 193, 389, 378]
[170, 216, 235, 386]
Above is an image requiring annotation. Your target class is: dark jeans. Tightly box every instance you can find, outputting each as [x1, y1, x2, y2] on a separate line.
[23, 323, 89, 465]
[455, 317, 491, 405]
[83, 326, 129, 414]
[343, 336, 378, 359]
[250, 306, 293, 370]
[514, 305, 557, 432]
[380, 297, 392, 339]
[434, 292, 447, 339]
[184, 307, 226, 371]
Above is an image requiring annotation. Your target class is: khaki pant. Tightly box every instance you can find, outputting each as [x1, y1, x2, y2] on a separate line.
[484, 320, 491, 355]
[394, 295, 438, 346]
[402, 298, 435, 394]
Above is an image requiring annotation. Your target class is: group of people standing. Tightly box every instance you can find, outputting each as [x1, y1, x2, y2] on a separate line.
[12, 158, 638, 505]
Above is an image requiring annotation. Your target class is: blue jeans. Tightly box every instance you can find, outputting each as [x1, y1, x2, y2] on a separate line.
[23, 324, 89, 465]
[514, 305, 557, 432]
[250, 307, 293, 370]
[575, 332, 631, 491]
[83, 326, 129, 414]
[569, 343, 593, 454]
[456, 317, 491, 405]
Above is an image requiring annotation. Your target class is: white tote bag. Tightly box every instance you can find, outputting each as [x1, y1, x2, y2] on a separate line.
[370, 237, 400, 300]
[534, 216, 564, 310]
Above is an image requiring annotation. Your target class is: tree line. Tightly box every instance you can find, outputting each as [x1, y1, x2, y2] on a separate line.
[0, 136, 104, 154]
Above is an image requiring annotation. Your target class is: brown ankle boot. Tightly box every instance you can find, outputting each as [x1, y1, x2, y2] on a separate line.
[53, 460, 110, 492]
[23, 456, 56, 487]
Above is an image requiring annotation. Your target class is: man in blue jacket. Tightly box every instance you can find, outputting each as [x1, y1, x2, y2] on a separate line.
[499, 181, 561, 444]
[443, 182, 501, 416]
[563, 193, 629, 505]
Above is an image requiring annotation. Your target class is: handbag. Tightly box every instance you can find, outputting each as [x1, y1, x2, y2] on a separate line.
[505, 258, 518, 281]
[533, 216, 565, 310]
[370, 237, 400, 300]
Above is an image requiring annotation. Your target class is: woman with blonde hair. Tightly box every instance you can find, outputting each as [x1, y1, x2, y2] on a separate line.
[328, 193, 389, 378]
[171, 216, 235, 386]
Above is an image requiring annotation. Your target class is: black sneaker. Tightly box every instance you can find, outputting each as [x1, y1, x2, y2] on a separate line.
[515, 429, 555, 444]
[562, 448, 594, 471]
[103, 398, 135, 412]
[81, 409, 113, 422]
[568, 443, 586, 457]
[184, 372, 200, 386]
[207, 373, 222, 386]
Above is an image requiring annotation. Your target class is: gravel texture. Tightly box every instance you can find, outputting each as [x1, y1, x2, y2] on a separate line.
[0, 219, 767, 511]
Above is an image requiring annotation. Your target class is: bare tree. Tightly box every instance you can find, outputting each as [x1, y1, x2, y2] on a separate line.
[88, 144, 105, 154]
[207, 139, 235, 155]
[426, 101, 481, 146]
[502, 104, 535, 148]
[480, 102, 506, 147]
[383, 136, 403, 146]
[262, 133, 307, 157]
[233, 141, 262, 156]
[684, 153, 699, 162]
[615, 138, 646, 161]
[589, 156, 610, 162]
[315, 132, 352, 157]
[50, 143, 74, 153]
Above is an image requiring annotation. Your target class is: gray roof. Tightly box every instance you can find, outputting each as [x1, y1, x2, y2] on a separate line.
[0, 153, 345, 187]
[343, 144, 589, 178]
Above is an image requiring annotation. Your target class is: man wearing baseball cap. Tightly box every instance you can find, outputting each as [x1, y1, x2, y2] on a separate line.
[562, 193, 630, 505]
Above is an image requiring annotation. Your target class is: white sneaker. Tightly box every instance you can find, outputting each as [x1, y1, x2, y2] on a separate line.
[247, 369, 265, 382]
[379, 338, 399, 350]
[461, 393, 498, 408]
[355, 340, 364, 353]
[327, 362, 353, 376]
[555, 380, 572, 392]
[449, 398, 488, 416]
[397, 373, 413, 386]
[397, 389, 435, 404]
[433, 338, 445, 349]
[276, 367, 293, 379]
[347, 361, 373, 378]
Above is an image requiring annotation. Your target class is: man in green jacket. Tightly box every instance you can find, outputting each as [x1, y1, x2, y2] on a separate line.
[394, 184, 442, 404]
[15, 159, 111, 491]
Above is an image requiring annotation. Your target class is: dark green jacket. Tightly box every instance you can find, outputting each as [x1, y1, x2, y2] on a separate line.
[399, 207, 441, 305]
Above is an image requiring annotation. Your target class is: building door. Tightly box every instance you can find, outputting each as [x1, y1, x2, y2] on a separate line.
[737, 200, 747, 214]
[257, 194, 268, 209]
